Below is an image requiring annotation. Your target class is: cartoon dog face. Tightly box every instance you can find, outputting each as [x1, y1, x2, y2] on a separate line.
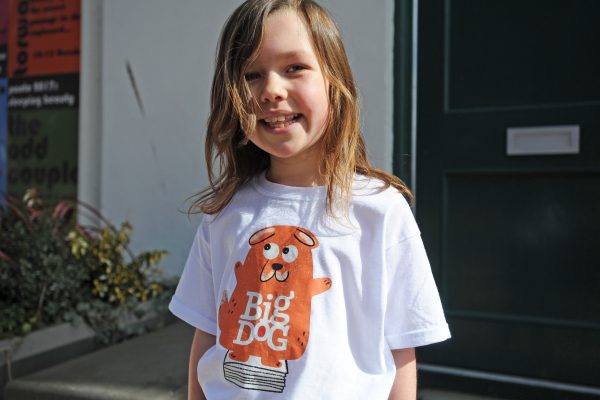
[247, 226, 319, 284]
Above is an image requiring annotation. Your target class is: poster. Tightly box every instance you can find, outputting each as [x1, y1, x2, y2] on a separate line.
[8, 0, 80, 78]
[6, 0, 80, 202]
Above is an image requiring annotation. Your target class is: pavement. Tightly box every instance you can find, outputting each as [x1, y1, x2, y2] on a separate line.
[3, 322, 192, 400]
[3, 321, 506, 400]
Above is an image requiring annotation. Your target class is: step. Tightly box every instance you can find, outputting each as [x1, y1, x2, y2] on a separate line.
[3, 321, 194, 400]
[420, 389, 510, 400]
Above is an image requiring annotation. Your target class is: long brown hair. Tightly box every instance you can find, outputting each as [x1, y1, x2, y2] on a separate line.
[191, 0, 412, 215]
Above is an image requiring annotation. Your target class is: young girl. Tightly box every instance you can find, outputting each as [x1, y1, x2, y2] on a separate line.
[169, 0, 450, 399]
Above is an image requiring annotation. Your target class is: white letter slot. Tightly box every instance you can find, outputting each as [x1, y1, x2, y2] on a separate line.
[506, 125, 580, 156]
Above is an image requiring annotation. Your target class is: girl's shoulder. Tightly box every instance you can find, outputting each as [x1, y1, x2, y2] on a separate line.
[352, 174, 419, 241]
[352, 174, 412, 213]
[200, 178, 257, 224]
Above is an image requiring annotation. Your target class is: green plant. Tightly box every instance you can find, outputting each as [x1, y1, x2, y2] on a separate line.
[67, 221, 173, 343]
[0, 189, 174, 343]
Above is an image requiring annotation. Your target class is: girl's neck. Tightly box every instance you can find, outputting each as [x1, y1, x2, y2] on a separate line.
[267, 156, 326, 187]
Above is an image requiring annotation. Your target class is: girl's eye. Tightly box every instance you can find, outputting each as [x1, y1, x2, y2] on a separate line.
[282, 245, 298, 263]
[287, 65, 305, 73]
[244, 72, 261, 82]
[263, 243, 279, 260]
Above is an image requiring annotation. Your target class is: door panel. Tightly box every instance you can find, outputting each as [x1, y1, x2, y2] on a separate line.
[415, 0, 600, 388]
[447, 0, 600, 109]
[444, 172, 600, 323]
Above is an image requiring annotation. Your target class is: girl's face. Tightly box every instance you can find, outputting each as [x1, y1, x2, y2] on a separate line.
[244, 10, 329, 165]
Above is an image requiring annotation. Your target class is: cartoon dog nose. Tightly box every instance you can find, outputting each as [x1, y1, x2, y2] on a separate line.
[272, 263, 283, 271]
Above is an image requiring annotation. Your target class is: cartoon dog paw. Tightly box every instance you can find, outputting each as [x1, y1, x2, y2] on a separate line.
[295, 330, 309, 349]
[219, 290, 238, 316]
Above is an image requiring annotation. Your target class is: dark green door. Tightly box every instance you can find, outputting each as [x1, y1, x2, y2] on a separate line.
[414, 0, 600, 391]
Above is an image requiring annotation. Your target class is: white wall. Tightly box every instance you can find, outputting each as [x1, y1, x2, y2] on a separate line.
[322, 0, 395, 169]
[80, 0, 394, 276]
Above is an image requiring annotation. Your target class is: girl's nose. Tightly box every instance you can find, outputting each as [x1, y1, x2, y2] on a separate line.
[260, 72, 287, 103]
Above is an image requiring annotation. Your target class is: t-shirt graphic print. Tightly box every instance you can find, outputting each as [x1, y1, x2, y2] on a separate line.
[218, 225, 332, 393]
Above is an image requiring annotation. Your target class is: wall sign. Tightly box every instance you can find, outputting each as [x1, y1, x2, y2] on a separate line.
[5, 0, 80, 203]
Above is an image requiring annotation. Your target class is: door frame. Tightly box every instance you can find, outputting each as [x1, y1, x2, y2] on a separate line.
[393, 0, 417, 193]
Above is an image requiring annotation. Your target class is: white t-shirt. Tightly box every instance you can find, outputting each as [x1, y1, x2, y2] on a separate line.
[169, 173, 450, 399]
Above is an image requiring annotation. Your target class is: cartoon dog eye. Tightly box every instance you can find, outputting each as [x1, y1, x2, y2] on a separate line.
[263, 243, 279, 260]
[282, 245, 298, 263]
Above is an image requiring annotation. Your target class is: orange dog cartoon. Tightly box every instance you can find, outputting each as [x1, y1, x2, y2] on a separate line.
[218, 225, 331, 369]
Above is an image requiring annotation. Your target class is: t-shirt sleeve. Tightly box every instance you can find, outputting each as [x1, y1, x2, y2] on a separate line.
[384, 233, 451, 349]
[168, 219, 218, 335]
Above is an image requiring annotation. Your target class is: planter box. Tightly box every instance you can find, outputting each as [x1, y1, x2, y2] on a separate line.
[0, 304, 175, 399]
[3, 321, 191, 400]
[0, 322, 98, 396]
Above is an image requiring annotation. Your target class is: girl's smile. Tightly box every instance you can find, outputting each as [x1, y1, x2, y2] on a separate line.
[261, 113, 302, 130]
[245, 10, 330, 174]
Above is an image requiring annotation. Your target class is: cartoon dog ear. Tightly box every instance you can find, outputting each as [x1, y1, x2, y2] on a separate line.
[294, 228, 319, 248]
[249, 226, 277, 245]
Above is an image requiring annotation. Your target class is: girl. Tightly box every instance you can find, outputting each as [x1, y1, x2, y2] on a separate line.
[169, 1, 450, 399]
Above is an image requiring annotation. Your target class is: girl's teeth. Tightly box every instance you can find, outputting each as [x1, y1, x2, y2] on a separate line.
[264, 114, 297, 123]
[264, 114, 298, 128]
[271, 121, 290, 128]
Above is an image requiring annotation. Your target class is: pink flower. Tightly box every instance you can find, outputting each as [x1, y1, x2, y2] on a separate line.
[53, 201, 74, 222]
[0, 250, 13, 262]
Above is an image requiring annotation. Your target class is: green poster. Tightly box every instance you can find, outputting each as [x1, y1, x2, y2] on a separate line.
[7, 108, 78, 201]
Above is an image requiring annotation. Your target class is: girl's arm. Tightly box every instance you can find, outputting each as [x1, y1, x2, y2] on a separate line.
[388, 347, 417, 400]
[188, 329, 216, 400]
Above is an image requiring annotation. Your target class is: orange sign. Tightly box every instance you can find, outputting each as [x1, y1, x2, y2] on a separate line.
[8, 0, 80, 78]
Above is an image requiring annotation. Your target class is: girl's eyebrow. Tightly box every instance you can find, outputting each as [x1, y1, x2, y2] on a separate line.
[275, 50, 311, 60]
[248, 50, 312, 69]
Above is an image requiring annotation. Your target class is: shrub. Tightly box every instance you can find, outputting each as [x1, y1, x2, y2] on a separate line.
[0, 189, 175, 343]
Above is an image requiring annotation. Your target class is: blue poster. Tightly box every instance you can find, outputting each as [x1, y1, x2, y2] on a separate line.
[0, 78, 7, 204]
[0, 0, 6, 205]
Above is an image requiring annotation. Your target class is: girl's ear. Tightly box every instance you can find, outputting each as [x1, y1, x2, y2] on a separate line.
[294, 228, 319, 248]
[249, 226, 277, 245]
